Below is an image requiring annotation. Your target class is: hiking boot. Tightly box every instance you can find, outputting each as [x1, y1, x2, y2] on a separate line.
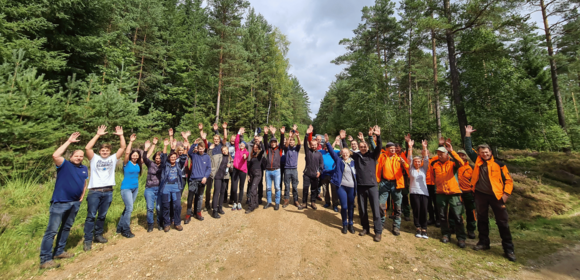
[421, 230, 429, 239]
[427, 219, 435, 225]
[83, 241, 92, 252]
[505, 252, 517, 262]
[54, 252, 74, 259]
[435, 222, 441, 228]
[374, 233, 382, 242]
[403, 216, 410, 222]
[323, 203, 331, 208]
[473, 244, 491, 251]
[93, 235, 108, 243]
[348, 224, 355, 234]
[158, 226, 163, 231]
[175, 225, 183, 231]
[441, 236, 449, 244]
[283, 199, 290, 208]
[164, 226, 171, 232]
[392, 227, 400, 236]
[274, 204, 280, 211]
[341, 226, 348, 234]
[121, 231, 135, 238]
[458, 239, 466, 248]
[295, 201, 304, 210]
[218, 209, 225, 215]
[196, 212, 204, 221]
[184, 215, 191, 224]
[310, 202, 317, 210]
[359, 229, 368, 236]
[245, 208, 254, 214]
[40, 260, 60, 269]
[147, 224, 154, 232]
[415, 228, 422, 238]
[263, 203, 272, 210]
[467, 231, 476, 239]
[212, 212, 221, 219]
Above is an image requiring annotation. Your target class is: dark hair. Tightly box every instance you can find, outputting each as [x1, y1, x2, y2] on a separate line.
[477, 144, 491, 152]
[128, 150, 143, 176]
[168, 151, 178, 159]
[99, 143, 112, 152]
[197, 142, 206, 149]
[394, 143, 402, 148]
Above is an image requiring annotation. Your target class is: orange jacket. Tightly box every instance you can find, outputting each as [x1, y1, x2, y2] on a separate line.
[471, 156, 513, 200]
[457, 161, 473, 192]
[425, 155, 439, 185]
[430, 151, 464, 195]
[377, 150, 408, 189]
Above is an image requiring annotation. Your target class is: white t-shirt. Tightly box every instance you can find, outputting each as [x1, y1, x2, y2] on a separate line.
[88, 154, 118, 189]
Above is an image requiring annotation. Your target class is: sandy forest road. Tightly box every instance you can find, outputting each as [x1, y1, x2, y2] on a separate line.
[39, 154, 579, 280]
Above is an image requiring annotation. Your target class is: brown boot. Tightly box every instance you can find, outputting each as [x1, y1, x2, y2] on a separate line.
[175, 225, 183, 231]
[283, 199, 290, 208]
[164, 226, 170, 232]
[40, 260, 60, 269]
[374, 234, 382, 242]
[310, 202, 317, 210]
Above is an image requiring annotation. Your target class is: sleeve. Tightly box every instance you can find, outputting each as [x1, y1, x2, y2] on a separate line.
[263, 133, 269, 152]
[449, 151, 465, 174]
[341, 138, 347, 150]
[203, 139, 208, 153]
[235, 134, 241, 152]
[421, 155, 429, 173]
[373, 135, 382, 159]
[296, 144, 301, 153]
[204, 156, 212, 178]
[280, 132, 285, 149]
[326, 142, 339, 163]
[464, 137, 478, 162]
[318, 154, 324, 173]
[369, 136, 376, 150]
[501, 165, 514, 195]
[56, 159, 66, 169]
[142, 154, 152, 167]
[188, 143, 196, 159]
[160, 153, 168, 166]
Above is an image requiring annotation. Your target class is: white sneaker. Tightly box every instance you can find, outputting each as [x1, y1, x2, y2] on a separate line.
[421, 232, 429, 239]
[237, 203, 242, 210]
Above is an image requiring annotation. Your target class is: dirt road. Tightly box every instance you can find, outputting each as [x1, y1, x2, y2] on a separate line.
[39, 154, 579, 280]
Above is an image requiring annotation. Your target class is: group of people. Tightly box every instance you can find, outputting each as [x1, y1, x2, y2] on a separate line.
[39, 123, 516, 269]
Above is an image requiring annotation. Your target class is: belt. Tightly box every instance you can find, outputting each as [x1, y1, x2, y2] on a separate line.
[90, 187, 113, 192]
[266, 168, 279, 171]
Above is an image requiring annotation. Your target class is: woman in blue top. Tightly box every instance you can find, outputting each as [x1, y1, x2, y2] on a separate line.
[324, 134, 357, 235]
[159, 138, 185, 232]
[117, 134, 143, 238]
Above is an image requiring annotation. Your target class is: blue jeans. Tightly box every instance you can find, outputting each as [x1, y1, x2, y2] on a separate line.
[84, 190, 113, 241]
[40, 201, 81, 264]
[337, 186, 355, 226]
[117, 188, 138, 233]
[162, 192, 182, 226]
[144, 187, 160, 225]
[265, 169, 281, 204]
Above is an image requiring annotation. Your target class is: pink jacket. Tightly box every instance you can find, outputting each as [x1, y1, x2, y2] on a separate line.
[233, 134, 249, 173]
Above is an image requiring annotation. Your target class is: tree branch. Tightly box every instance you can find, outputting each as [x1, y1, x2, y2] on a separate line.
[452, 1, 495, 34]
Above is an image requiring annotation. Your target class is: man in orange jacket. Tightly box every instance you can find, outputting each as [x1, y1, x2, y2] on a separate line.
[431, 142, 467, 248]
[448, 149, 476, 239]
[377, 142, 409, 236]
[464, 125, 516, 262]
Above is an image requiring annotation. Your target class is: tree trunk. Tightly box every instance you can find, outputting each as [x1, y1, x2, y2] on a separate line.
[540, 0, 568, 150]
[444, 0, 468, 141]
[135, 32, 147, 103]
[216, 44, 224, 124]
[408, 24, 413, 131]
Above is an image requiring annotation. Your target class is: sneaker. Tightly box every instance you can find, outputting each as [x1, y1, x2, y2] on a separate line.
[40, 260, 61, 269]
[213, 212, 221, 219]
[121, 231, 135, 238]
[218, 209, 225, 215]
[83, 241, 92, 252]
[333, 206, 339, 212]
[415, 228, 422, 238]
[421, 230, 429, 239]
[237, 203, 243, 210]
[147, 224, 154, 232]
[441, 236, 449, 243]
[458, 239, 466, 248]
[323, 203, 331, 208]
[274, 204, 280, 211]
[232, 204, 237, 211]
[54, 252, 74, 259]
[263, 203, 272, 210]
[473, 244, 491, 251]
[93, 235, 108, 243]
[505, 252, 517, 262]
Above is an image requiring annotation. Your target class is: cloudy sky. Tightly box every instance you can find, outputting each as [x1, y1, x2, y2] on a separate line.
[247, 0, 546, 119]
[248, 0, 376, 118]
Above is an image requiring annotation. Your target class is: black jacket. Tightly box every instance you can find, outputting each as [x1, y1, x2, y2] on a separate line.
[263, 133, 283, 170]
[303, 134, 324, 177]
[352, 135, 382, 186]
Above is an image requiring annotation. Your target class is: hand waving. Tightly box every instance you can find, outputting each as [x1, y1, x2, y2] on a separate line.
[68, 132, 81, 143]
[129, 133, 137, 142]
[96, 125, 108, 136]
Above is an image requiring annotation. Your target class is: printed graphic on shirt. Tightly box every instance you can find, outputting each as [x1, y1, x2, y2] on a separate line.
[167, 166, 178, 184]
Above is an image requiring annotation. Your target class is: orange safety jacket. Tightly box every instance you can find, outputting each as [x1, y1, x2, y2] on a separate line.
[376, 150, 408, 189]
[431, 151, 464, 195]
[471, 155, 513, 200]
[457, 161, 473, 192]
[425, 155, 439, 185]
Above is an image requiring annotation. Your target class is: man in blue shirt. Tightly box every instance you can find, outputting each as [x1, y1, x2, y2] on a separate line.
[185, 131, 212, 223]
[40, 132, 88, 269]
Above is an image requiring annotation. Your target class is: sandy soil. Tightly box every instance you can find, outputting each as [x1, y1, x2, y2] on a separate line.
[38, 154, 580, 280]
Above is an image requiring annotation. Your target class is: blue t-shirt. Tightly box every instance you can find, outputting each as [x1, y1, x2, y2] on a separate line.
[52, 160, 89, 203]
[121, 162, 140, 190]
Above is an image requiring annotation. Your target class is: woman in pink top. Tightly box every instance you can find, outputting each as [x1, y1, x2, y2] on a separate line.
[231, 127, 249, 211]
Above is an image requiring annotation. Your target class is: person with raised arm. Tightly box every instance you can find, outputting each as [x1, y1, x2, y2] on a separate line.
[464, 125, 516, 261]
[83, 125, 125, 251]
[157, 138, 185, 232]
[208, 140, 233, 219]
[430, 139, 467, 248]
[320, 135, 341, 212]
[263, 125, 284, 210]
[351, 126, 383, 241]
[246, 138, 266, 213]
[405, 138, 430, 239]
[39, 132, 88, 269]
[376, 136, 408, 236]
[281, 124, 301, 208]
[184, 127, 212, 223]
[448, 148, 476, 239]
[142, 137, 163, 232]
[116, 133, 143, 238]
[230, 127, 249, 211]
[302, 125, 324, 210]
[324, 133, 357, 234]
[425, 137, 445, 227]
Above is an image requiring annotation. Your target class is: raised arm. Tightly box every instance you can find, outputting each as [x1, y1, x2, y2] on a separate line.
[280, 126, 285, 148]
[464, 125, 478, 162]
[406, 139, 414, 163]
[446, 141, 464, 173]
[114, 126, 126, 160]
[53, 132, 81, 166]
[222, 122, 228, 146]
[181, 131, 191, 151]
[124, 133, 136, 165]
[325, 134, 340, 163]
[295, 130, 301, 152]
[85, 125, 107, 161]
[169, 128, 174, 147]
[163, 138, 169, 154]
[147, 137, 158, 158]
[372, 126, 382, 159]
